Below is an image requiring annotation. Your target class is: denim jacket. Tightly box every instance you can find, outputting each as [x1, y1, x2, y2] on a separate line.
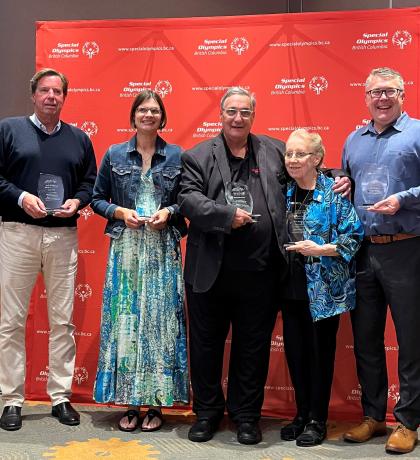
[91, 135, 187, 239]
[286, 173, 364, 321]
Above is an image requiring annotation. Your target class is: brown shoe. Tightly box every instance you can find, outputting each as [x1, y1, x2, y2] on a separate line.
[343, 416, 387, 443]
[385, 424, 418, 454]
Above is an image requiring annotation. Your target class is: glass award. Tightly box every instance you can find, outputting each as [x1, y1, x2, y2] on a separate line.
[37, 173, 64, 214]
[359, 164, 389, 209]
[225, 181, 260, 222]
[135, 188, 163, 219]
[286, 203, 308, 243]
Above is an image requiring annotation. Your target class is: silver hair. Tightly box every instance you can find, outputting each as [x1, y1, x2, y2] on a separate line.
[286, 128, 325, 165]
[366, 67, 404, 90]
[220, 86, 256, 111]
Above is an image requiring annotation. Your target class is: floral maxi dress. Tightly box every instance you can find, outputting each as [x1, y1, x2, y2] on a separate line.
[94, 172, 189, 406]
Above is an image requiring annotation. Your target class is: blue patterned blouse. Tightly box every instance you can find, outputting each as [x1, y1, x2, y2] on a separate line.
[286, 172, 364, 321]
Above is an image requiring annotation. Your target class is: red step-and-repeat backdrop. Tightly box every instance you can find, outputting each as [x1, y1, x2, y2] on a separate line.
[27, 7, 420, 420]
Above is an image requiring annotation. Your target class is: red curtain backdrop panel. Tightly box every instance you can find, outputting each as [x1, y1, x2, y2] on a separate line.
[28, 7, 420, 421]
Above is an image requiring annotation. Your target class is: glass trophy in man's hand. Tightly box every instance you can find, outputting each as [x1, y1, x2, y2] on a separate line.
[37, 173, 65, 215]
[225, 181, 260, 222]
[360, 163, 389, 209]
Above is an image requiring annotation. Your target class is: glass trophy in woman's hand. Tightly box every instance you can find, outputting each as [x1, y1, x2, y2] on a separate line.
[285, 202, 308, 246]
[135, 188, 163, 220]
[359, 163, 390, 209]
[225, 181, 260, 222]
[37, 173, 64, 215]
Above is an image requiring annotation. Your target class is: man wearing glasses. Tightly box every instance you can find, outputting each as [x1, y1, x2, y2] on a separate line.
[342, 67, 420, 454]
[178, 87, 349, 445]
[178, 87, 288, 445]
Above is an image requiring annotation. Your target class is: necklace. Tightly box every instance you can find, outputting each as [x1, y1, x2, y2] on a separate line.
[293, 186, 312, 214]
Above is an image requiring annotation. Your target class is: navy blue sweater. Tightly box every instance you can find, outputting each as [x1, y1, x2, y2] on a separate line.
[0, 117, 97, 227]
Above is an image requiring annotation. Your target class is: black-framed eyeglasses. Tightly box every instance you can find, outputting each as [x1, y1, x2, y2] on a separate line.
[136, 107, 162, 115]
[284, 151, 314, 159]
[366, 88, 402, 99]
[222, 108, 253, 118]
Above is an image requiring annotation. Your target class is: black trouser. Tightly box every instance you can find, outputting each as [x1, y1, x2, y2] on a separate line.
[282, 299, 340, 422]
[186, 268, 279, 423]
[352, 238, 420, 430]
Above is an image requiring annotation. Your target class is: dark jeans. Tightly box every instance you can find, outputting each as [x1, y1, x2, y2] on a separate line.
[352, 237, 420, 430]
[186, 267, 280, 423]
[282, 299, 340, 422]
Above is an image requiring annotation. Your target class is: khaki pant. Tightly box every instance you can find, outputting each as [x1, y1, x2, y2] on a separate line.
[0, 222, 78, 407]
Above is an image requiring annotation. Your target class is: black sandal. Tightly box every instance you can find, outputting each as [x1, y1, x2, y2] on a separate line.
[118, 409, 140, 432]
[141, 408, 164, 432]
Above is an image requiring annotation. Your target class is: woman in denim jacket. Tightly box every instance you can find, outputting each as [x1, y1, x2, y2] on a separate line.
[91, 90, 189, 432]
[280, 129, 363, 447]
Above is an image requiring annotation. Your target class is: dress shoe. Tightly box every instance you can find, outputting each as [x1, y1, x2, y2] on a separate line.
[280, 415, 309, 441]
[0, 405, 22, 431]
[296, 420, 327, 447]
[188, 418, 219, 442]
[385, 424, 418, 454]
[237, 421, 262, 445]
[51, 402, 80, 426]
[343, 416, 387, 443]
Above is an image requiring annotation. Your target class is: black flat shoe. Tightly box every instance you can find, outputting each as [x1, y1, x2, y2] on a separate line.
[280, 415, 309, 441]
[51, 402, 80, 426]
[237, 421, 262, 445]
[296, 420, 327, 447]
[141, 408, 164, 432]
[118, 409, 140, 432]
[188, 418, 219, 442]
[0, 405, 22, 431]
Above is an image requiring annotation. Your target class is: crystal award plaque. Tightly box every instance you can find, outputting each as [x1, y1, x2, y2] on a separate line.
[37, 173, 64, 214]
[359, 163, 389, 209]
[225, 181, 260, 222]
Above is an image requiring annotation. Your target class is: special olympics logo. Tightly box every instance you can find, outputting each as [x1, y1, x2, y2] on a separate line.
[154, 80, 173, 98]
[82, 41, 100, 59]
[309, 76, 328, 95]
[80, 121, 98, 138]
[388, 384, 400, 403]
[79, 206, 94, 221]
[392, 30, 412, 49]
[73, 367, 89, 385]
[230, 37, 249, 55]
[75, 284, 92, 302]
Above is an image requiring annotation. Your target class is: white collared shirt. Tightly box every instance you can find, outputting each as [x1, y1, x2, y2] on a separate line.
[29, 113, 61, 135]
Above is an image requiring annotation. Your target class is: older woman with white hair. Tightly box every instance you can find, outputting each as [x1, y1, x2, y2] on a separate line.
[280, 129, 363, 447]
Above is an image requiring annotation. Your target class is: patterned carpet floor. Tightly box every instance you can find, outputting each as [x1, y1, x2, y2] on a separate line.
[0, 402, 419, 459]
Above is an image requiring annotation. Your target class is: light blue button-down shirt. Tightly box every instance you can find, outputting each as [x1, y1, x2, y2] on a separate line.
[342, 112, 420, 236]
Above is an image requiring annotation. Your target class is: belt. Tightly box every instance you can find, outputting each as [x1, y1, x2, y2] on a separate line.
[365, 233, 419, 244]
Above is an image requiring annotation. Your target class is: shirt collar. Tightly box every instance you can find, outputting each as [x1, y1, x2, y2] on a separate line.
[126, 134, 166, 157]
[362, 111, 407, 136]
[30, 113, 61, 135]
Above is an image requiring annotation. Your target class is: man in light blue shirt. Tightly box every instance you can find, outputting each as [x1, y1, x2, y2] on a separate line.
[342, 67, 420, 455]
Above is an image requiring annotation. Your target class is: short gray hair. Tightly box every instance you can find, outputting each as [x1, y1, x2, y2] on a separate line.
[220, 87, 256, 111]
[286, 129, 325, 165]
[366, 67, 404, 90]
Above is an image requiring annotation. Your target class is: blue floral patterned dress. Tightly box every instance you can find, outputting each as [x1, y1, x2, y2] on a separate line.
[94, 171, 189, 406]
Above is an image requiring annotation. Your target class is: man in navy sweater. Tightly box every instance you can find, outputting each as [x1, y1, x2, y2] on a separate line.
[0, 68, 97, 430]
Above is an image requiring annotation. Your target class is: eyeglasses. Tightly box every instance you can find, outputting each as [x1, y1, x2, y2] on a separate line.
[366, 88, 402, 99]
[222, 108, 253, 118]
[136, 107, 161, 115]
[285, 151, 314, 159]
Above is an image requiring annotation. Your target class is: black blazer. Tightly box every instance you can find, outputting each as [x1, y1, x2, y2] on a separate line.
[178, 133, 288, 293]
